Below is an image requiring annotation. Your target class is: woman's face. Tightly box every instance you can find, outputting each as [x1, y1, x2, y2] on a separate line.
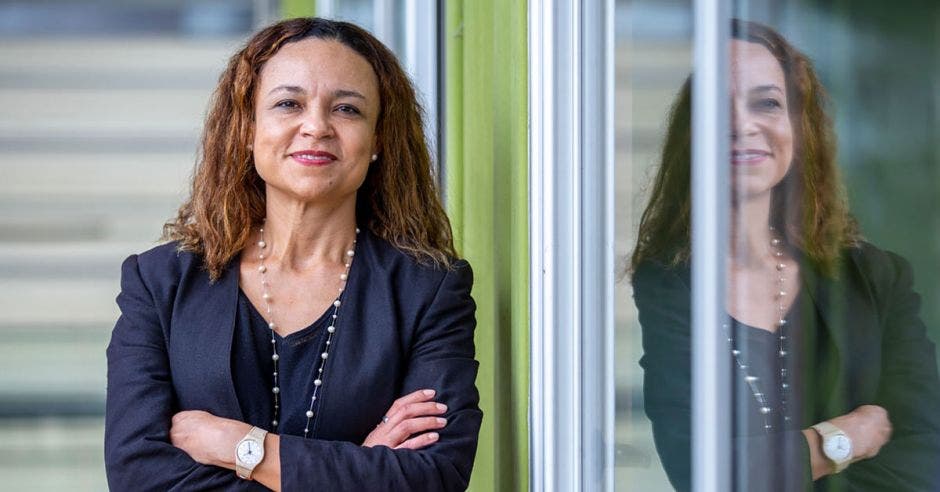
[729, 39, 794, 201]
[252, 38, 380, 208]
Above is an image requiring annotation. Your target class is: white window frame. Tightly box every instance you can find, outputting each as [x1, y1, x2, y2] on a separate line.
[529, 0, 732, 490]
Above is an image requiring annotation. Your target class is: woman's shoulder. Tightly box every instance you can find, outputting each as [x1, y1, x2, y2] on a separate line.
[840, 241, 916, 298]
[120, 240, 212, 294]
[359, 229, 472, 290]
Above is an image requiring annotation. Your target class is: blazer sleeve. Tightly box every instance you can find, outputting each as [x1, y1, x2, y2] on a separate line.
[833, 251, 940, 491]
[632, 261, 812, 492]
[278, 260, 482, 492]
[105, 254, 260, 492]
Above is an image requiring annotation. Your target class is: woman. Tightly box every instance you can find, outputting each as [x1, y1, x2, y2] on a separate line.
[105, 18, 481, 491]
[631, 20, 940, 491]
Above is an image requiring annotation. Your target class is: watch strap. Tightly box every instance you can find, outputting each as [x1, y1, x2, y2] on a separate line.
[235, 426, 268, 480]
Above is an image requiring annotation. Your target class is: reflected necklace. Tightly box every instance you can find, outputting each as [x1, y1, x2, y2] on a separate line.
[725, 226, 792, 433]
[255, 221, 359, 437]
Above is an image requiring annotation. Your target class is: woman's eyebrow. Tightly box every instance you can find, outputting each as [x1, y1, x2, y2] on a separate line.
[750, 84, 784, 94]
[267, 85, 305, 96]
[333, 89, 367, 100]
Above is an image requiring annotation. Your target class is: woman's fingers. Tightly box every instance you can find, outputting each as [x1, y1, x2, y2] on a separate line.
[384, 389, 436, 420]
[384, 416, 447, 445]
[385, 401, 448, 427]
[395, 431, 441, 450]
[361, 389, 447, 448]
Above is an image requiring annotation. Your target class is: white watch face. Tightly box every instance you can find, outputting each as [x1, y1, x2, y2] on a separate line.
[823, 434, 852, 462]
[237, 439, 263, 466]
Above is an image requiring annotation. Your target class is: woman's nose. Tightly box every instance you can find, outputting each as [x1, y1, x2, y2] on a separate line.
[730, 101, 758, 140]
[300, 107, 334, 139]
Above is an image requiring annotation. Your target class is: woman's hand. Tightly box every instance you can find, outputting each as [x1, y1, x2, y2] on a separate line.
[805, 404, 893, 480]
[830, 404, 893, 461]
[170, 410, 251, 469]
[362, 389, 448, 450]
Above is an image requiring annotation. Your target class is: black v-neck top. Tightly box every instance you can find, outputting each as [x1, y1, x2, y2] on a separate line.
[231, 289, 332, 436]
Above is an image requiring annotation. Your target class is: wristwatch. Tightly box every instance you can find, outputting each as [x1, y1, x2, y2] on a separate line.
[812, 421, 853, 473]
[235, 426, 268, 480]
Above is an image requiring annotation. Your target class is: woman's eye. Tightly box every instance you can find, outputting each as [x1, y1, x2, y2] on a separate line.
[335, 104, 361, 115]
[274, 99, 300, 110]
[754, 98, 783, 111]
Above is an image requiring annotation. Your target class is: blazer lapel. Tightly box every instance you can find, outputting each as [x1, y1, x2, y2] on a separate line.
[170, 258, 244, 420]
[800, 253, 880, 418]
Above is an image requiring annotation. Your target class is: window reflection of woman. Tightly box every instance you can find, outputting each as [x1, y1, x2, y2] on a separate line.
[631, 20, 940, 491]
[105, 18, 480, 491]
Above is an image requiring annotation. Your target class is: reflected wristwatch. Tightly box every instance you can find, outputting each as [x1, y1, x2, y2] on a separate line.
[812, 421, 853, 474]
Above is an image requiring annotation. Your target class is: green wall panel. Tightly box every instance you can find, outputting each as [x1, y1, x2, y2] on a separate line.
[445, 1, 529, 491]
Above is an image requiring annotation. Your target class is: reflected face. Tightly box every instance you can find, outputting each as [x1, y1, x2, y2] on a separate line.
[730, 40, 794, 200]
[252, 38, 380, 207]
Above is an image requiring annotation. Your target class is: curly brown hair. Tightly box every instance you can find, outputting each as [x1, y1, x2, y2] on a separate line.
[163, 17, 456, 280]
[630, 19, 859, 276]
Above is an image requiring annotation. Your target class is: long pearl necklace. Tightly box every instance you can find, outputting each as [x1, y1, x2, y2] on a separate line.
[256, 222, 359, 437]
[725, 227, 792, 433]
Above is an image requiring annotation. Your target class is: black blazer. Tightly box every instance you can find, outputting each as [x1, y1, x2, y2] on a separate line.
[634, 242, 940, 491]
[105, 231, 482, 491]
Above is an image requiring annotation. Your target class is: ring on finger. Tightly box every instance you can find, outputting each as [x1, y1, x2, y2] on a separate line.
[381, 415, 390, 424]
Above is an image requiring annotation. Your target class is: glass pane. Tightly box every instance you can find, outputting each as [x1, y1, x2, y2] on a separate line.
[728, 2, 940, 490]
[614, 0, 693, 490]
[0, 3, 252, 490]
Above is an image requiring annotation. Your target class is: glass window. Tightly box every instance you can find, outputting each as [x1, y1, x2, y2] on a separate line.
[614, 0, 692, 490]
[617, 0, 940, 490]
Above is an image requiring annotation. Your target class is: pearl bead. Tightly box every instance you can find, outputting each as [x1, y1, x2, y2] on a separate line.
[314, 379, 322, 386]
[327, 326, 336, 333]
[306, 410, 314, 418]
[778, 319, 787, 326]
[731, 349, 741, 356]
[258, 265, 267, 273]
[262, 292, 271, 300]
[776, 263, 786, 270]
[333, 300, 341, 307]
[321, 352, 329, 359]
[771, 238, 781, 246]
[272, 420, 278, 426]
[268, 322, 276, 329]
[273, 372, 277, 376]
[745, 375, 758, 383]
[258, 241, 266, 248]
[777, 291, 787, 298]
[779, 350, 788, 357]
[340, 273, 348, 280]
[346, 250, 355, 257]
[760, 406, 771, 414]
[272, 387, 280, 394]
[355, 227, 360, 234]
[326, 340, 331, 345]
[271, 339, 276, 344]
[272, 354, 279, 361]
[304, 428, 309, 434]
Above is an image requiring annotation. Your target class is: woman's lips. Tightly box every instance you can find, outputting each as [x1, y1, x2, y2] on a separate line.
[290, 150, 337, 166]
[731, 149, 770, 165]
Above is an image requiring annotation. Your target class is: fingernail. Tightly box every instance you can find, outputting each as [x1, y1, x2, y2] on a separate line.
[436, 403, 448, 412]
[427, 432, 439, 441]
[423, 389, 436, 396]
[436, 417, 447, 425]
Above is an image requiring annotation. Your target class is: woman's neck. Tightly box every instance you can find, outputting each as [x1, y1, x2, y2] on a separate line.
[728, 193, 776, 269]
[260, 192, 359, 272]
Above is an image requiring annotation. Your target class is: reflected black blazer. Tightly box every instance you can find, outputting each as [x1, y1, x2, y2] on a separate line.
[105, 231, 482, 491]
[634, 242, 940, 491]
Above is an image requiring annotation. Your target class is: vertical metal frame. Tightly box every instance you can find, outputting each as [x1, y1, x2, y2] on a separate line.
[530, 0, 614, 489]
[691, 0, 731, 490]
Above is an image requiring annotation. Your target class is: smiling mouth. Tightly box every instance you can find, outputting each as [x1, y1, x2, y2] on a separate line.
[290, 151, 337, 166]
[731, 149, 770, 165]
